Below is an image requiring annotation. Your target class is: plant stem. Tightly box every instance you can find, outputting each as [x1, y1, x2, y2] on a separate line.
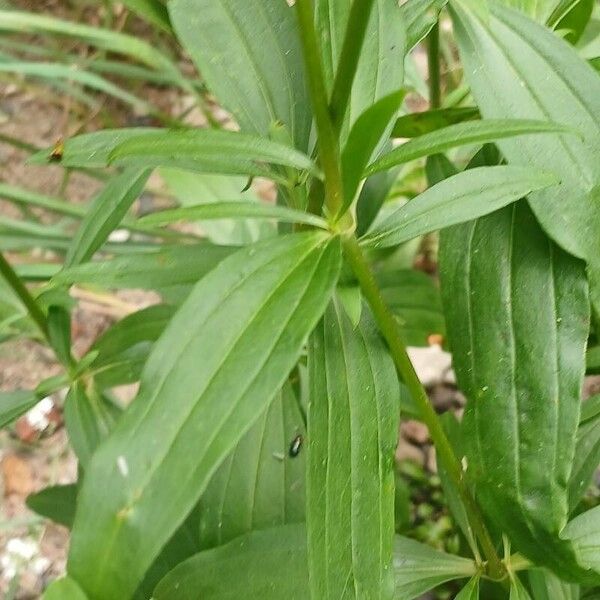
[427, 22, 442, 109]
[0, 252, 49, 342]
[295, 0, 344, 218]
[342, 235, 506, 581]
[329, 0, 377, 131]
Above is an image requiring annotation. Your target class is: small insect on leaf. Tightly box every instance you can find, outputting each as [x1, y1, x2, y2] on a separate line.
[289, 434, 303, 458]
[49, 139, 64, 162]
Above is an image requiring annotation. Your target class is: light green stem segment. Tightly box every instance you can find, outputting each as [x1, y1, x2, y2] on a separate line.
[427, 22, 441, 109]
[295, 0, 344, 217]
[342, 235, 506, 581]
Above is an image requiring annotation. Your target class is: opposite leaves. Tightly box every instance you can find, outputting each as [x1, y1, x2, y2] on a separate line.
[66, 232, 341, 598]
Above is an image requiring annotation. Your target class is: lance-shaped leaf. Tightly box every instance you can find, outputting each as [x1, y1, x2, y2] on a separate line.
[66, 232, 341, 599]
[497, 0, 560, 22]
[42, 577, 88, 600]
[392, 106, 480, 138]
[27, 484, 78, 529]
[341, 91, 406, 210]
[377, 269, 446, 347]
[169, 0, 311, 151]
[87, 304, 176, 390]
[0, 11, 181, 77]
[109, 130, 319, 181]
[569, 395, 600, 509]
[154, 524, 309, 599]
[440, 202, 594, 581]
[31, 129, 318, 181]
[365, 119, 576, 175]
[54, 244, 237, 291]
[198, 382, 306, 550]
[0, 390, 38, 429]
[307, 299, 399, 599]
[562, 505, 600, 572]
[450, 1, 600, 319]
[401, 0, 448, 50]
[528, 568, 580, 600]
[393, 536, 477, 599]
[0, 62, 152, 112]
[139, 201, 327, 229]
[29, 128, 158, 168]
[315, 0, 406, 138]
[65, 168, 150, 267]
[121, 0, 171, 32]
[64, 383, 121, 468]
[361, 166, 558, 248]
[510, 575, 534, 600]
[455, 576, 480, 599]
[158, 170, 272, 245]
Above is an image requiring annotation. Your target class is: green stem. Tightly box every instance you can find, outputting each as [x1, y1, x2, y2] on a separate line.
[295, 0, 344, 218]
[0, 252, 49, 342]
[427, 22, 442, 109]
[329, 0, 377, 131]
[342, 236, 506, 581]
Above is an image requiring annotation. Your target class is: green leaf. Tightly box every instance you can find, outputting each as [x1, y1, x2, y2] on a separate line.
[65, 169, 150, 267]
[154, 524, 309, 599]
[88, 304, 175, 389]
[437, 413, 479, 558]
[451, 1, 600, 324]
[456, 576, 480, 599]
[198, 382, 305, 550]
[169, 0, 311, 150]
[307, 298, 399, 599]
[26, 484, 78, 528]
[439, 202, 593, 581]
[365, 119, 577, 175]
[29, 128, 159, 168]
[0, 11, 182, 79]
[47, 305, 72, 366]
[139, 201, 327, 229]
[554, 0, 594, 44]
[54, 244, 236, 292]
[355, 162, 398, 236]
[377, 269, 446, 347]
[66, 232, 341, 599]
[64, 383, 121, 468]
[496, 0, 566, 22]
[121, 0, 171, 32]
[336, 284, 362, 328]
[0, 182, 85, 219]
[315, 0, 406, 137]
[393, 536, 477, 599]
[42, 577, 88, 600]
[341, 90, 406, 210]
[392, 107, 480, 138]
[0, 61, 152, 112]
[362, 166, 558, 248]
[159, 170, 272, 245]
[547, 0, 588, 26]
[109, 130, 320, 181]
[528, 568, 580, 600]
[133, 509, 202, 600]
[0, 390, 38, 429]
[562, 505, 600, 571]
[401, 0, 448, 50]
[510, 575, 534, 600]
[588, 346, 600, 373]
[569, 394, 600, 509]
